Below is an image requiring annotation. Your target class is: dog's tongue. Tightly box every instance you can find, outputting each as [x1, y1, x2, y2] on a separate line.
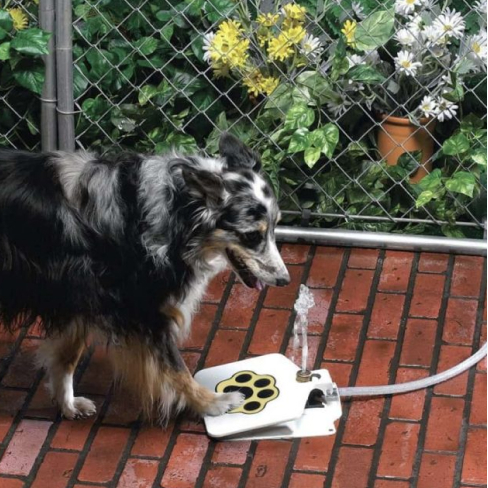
[255, 280, 264, 291]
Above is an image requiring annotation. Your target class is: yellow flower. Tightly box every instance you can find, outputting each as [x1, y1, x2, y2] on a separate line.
[242, 70, 280, 97]
[283, 3, 307, 21]
[283, 25, 306, 44]
[218, 20, 244, 39]
[256, 13, 280, 27]
[341, 19, 357, 47]
[267, 33, 295, 61]
[258, 32, 272, 47]
[260, 75, 279, 95]
[8, 8, 28, 31]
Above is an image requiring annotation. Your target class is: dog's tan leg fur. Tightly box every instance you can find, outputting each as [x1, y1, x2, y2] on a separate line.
[109, 338, 243, 422]
[37, 325, 96, 419]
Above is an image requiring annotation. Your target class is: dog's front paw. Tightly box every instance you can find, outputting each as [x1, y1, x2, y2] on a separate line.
[205, 391, 245, 416]
[61, 396, 97, 420]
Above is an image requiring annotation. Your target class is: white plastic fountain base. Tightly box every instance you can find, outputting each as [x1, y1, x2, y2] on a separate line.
[194, 353, 341, 440]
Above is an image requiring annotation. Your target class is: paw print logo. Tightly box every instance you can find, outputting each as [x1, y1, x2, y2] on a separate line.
[216, 370, 279, 414]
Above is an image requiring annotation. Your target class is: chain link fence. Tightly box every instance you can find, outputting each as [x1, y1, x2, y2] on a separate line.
[1, 0, 487, 238]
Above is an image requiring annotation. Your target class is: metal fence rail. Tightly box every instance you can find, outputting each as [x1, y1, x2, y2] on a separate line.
[1, 0, 487, 243]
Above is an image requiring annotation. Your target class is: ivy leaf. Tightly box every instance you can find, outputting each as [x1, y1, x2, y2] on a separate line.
[135, 37, 158, 56]
[355, 10, 395, 51]
[442, 133, 470, 156]
[348, 65, 385, 84]
[460, 114, 483, 133]
[415, 190, 435, 208]
[471, 148, 487, 168]
[441, 225, 466, 238]
[264, 83, 294, 117]
[445, 171, 477, 197]
[11, 28, 51, 56]
[288, 128, 310, 153]
[205, 0, 236, 23]
[417, 168, 443, 192]
[0, 10, 13, 32]
[0, 42, 10, 61]
[310, 124, 339, 157]
[304, 146, 321, 168]
[138, 85, 159, 105]
[12, 59, 45, 94]
[284, 103, 315, 130]
[442, 82, 464, 103]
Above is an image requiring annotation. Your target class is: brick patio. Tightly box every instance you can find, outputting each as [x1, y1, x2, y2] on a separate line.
[0, 245, 486, 488]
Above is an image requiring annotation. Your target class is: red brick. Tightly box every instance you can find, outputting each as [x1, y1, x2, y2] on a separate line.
[377, 422, 420, 478]
[356, 340, 396, 387]
[182, 352, 200, 374]
[0, 479, 24, 488]
[307, 247, 344, 288]
[78, 426, 130, 483]
[462, 428, 487, 484]
[204, 270, 231, 303]
[203, 466, 242, 488]
[378, 252, 413, 293]
[374, 481, 409, 488]
[51, 407, 100, 450]
[434, 345, 471, 396]
[409, 274, 445, 319]
[348, 248, 379, 269]
[77, 346, 113, 395]
[294, 436, 334, 472]
[0, 420, 51, 476]
[424, 397, 464, 452]
[178, 418, 206, 433]
[245, 440, 291, 488]
[161, 433, 209, 488]
[220, 284, 260, 329]
[368, 293, 405, 339]
[342, 398, 384, 446]
[417, 453, 456, 488]
[248, 309, 290, 356]
[1, 338, 41, 388]
[131, 425, 174, 458]
[289, 473, 326, 488]
[306, 288, 333, 334]
[323, 314, 363, 362]
[331, 447, 373, 488]
[0, 390, 26, 443]
[443, 298, 478, 345]
[31, 451, 78, 488]
[183, 304, 217, 349]
[103, 389, 141, 425]
[389, 368, 429, 421]
[451, 256, 484, 298]
[478, 323, 487, 372]
[212, 441, 250, 465]
[400, 319, 437, 367]
[205, 329, 246, 368]
[117, 458, 159, 488]
[25, 383, 59, 420]
[418, 253, 449, 273]
[470, 373, 487, 425]
[264, 265, 303, 309]
[336, 269, 374, 313]
[321, 362, 353, 387]
[280, 244, 310, 264]
[285, 335, 321, 372]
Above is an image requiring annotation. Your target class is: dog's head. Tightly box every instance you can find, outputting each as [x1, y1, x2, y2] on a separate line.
[181, 133, 290, 289]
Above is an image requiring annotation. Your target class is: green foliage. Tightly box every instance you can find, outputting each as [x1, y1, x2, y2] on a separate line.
[354, 10, 395, 51]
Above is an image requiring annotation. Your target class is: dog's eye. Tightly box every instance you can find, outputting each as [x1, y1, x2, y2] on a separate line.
[240, 231, 262, 247]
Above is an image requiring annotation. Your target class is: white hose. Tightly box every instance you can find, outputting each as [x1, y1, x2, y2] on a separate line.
[337, 343, 487, 397]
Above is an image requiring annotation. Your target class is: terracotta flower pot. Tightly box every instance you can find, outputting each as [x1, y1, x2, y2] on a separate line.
[377, 115, 437, 183]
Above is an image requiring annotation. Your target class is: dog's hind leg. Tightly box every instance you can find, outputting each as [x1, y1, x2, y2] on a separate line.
[37, 325, 96, 419]
[109, 335, 244, 423]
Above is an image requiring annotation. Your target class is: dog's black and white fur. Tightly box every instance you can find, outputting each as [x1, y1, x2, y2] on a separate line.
[0, 133, 290, 421]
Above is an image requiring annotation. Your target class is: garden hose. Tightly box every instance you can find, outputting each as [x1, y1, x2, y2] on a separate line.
[336, 343, 487, 398]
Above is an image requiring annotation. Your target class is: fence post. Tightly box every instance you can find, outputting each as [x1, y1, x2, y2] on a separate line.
[39, 0, 57, 151]
[55, 0, 75, 151]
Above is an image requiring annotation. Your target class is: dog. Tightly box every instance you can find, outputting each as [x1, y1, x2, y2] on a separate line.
[0, 133, 290, 422]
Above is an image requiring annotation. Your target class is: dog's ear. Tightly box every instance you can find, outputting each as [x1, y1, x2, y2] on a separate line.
[219, 132, 261, 171]
[181, 166, 224, 207]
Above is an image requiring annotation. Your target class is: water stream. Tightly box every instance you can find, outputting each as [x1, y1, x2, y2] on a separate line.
[292, 284, 315, 372]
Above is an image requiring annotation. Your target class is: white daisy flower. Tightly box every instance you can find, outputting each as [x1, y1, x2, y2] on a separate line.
[474, 0, 487, 16]
[420, 0, 436, 11]
[351, 1, 366, 19]
[394, 50, 422, 76]
[300, 34, 324, 58]
[395, 28, 416, 46]
[202, 32, 215, 63]
[347, 50, 380, 68]
[436, 97, 458, 122]
[466, 32, 488, 64]
[348, 54, 366, 67]
[395, 0, 422, 16]
[327, 96, 352, 117]
[407, 14, 424, 33]
[419, 95, 438, 117]
[433, 8, 466, 40]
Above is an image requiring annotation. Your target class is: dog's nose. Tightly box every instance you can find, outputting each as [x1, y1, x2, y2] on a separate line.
[276, 276, 290, 287]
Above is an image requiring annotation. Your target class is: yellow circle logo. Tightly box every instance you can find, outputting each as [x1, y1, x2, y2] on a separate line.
[216, 370, 279, 414]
